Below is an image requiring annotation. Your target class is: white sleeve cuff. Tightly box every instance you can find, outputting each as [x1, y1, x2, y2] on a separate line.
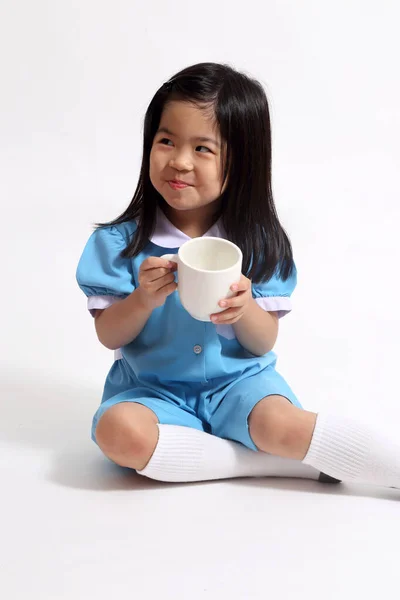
[255, 297, 292, 318]
[87, 297, 124, 361]
[87, 295, 122, 317]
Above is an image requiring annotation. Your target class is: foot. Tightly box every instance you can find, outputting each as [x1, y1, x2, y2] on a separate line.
[319, 472, 341, 484]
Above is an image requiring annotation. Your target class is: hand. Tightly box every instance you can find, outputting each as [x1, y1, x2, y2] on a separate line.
[137, 257, 177, 310]
[210, 274, 252, 325]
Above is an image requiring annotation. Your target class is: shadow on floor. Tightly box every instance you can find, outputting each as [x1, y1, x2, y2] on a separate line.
[49, 449, 400, 502]
[1, 368, 399, 501]
[0, 369, 219, 492]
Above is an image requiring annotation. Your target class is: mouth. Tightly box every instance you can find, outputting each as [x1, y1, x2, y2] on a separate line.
[168, 180, 192, 190]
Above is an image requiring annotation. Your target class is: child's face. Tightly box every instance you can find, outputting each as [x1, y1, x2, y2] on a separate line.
[150, 101, 223, 215]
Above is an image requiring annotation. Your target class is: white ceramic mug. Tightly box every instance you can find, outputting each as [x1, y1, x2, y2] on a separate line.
[162, 237, 243, 321]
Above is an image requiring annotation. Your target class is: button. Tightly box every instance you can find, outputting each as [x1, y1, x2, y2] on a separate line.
[193, 344, 202, 354]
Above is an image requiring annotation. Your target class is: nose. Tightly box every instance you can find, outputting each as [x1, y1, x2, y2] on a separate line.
[168, 148, 193, 171]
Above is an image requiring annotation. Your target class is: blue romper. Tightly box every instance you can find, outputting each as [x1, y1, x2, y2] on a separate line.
[76, 208, 302, 451]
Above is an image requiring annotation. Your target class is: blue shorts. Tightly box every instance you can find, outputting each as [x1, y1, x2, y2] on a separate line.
[92, 359, 302, 451]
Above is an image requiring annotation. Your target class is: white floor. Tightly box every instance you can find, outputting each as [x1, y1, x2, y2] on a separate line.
[1, 367, 400, 599]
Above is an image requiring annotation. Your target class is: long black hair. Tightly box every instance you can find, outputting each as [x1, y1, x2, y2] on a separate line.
[97, 62, 294, 283]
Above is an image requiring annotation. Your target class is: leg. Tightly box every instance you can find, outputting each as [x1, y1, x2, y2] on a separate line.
[94, 371, 325, 483]
[95, 403, 159, 471]
[97, 400, 284, 481]
[249, 395, 400, 491]
[249, 395, 317, 459]
[95, 399, 329, 484]
[138, 423, 326, 483]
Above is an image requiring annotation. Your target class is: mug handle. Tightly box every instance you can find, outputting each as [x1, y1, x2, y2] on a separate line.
[161, 253, 179, 263]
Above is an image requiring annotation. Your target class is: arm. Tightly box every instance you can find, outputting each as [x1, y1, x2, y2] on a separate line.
[232, 299, 278, 356]
[94, 256, 177, 350]
[94, 289, 153, 350]
[210, 275, 279, 356]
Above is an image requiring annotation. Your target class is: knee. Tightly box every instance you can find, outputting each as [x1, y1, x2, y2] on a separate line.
[249, 396, 301, 456]
[95, 403, 158, 470]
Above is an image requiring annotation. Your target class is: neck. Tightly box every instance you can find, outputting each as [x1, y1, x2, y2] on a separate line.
[161, 202, 221, 238]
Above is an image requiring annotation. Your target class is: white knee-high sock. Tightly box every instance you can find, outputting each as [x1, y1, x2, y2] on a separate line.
[303, 413, 400, 489]
[137, 424, 334, 483]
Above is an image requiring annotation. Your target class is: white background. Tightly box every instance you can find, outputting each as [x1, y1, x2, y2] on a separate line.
[1, 1, 399, 598]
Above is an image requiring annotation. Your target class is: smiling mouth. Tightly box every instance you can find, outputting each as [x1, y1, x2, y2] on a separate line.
[168, 180, 192, 190]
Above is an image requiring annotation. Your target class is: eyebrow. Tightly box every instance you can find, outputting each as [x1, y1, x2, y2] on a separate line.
[157, 127, 220, 148]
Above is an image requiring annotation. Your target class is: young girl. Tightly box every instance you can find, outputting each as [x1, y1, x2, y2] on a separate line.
[77, 62, 400, 491]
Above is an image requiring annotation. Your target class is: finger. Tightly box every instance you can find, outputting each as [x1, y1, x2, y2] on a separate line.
[141, 257, 176, 271]
[144, 267, 175, 283]
[230, 279, 250, 293]
[210, 308, 243, 323]
[140, 273, 175, 292]
[159, 281, 178, 296]
[215, 316, 242, 325]
[148, 273, 176, 290]
[218, 291, 247, 310]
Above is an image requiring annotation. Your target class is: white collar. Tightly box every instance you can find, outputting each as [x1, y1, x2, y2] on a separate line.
[149, 207, 227, 248]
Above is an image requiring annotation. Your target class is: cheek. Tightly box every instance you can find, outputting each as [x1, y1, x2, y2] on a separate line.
[200, 159, 220, 180]
[203, 163, 223, 191]
[149, 151, 163, 182]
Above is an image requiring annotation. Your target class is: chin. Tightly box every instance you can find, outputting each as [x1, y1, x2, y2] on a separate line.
[164, 200, 195, 212]
[162, 193, 196, 210]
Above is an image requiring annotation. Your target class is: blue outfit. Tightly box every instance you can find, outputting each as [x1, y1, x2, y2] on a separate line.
[76, 208, 301, 451]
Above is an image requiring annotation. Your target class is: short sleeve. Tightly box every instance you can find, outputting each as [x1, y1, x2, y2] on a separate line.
[76, 226, 135, 316]
[252, 263, 297, 318]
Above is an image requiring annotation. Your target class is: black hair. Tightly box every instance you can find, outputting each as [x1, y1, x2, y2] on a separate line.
[97, 62, 294, 283]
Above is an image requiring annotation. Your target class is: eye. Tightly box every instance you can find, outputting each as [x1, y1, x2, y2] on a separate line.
[196, 145, 212, 153]
[159, 138, 173, 146]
